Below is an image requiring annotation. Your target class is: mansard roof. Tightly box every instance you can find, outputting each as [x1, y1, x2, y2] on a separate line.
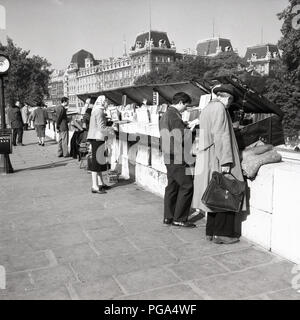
[244, 44, 279, 60]
[71, 49, 95, 68]
[132, 30, 171, 50]
[196, 37, 233, 56]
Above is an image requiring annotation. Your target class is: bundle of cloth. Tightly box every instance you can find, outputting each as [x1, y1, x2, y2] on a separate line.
[241, 140, 282, 179]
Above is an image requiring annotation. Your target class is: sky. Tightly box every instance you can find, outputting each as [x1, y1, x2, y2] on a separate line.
[0, 0, 289, 70]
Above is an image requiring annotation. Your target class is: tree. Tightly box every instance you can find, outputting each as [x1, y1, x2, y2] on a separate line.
[203, 51, 246, 79]
[265, 0, 300, 138]
[277, 0, 300, 81]
[0, 37, 51, 106]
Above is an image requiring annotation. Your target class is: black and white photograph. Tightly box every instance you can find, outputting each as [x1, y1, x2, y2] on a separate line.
[0, 0, 300, 305]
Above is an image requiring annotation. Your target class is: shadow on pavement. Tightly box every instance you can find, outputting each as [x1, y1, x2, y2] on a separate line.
[13, 159, 72, 172]
[24, 139, 57, 147]
[107, 178, 135, 189]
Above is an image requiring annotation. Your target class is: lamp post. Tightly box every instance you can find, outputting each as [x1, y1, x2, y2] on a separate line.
[0, 53, 13, 174]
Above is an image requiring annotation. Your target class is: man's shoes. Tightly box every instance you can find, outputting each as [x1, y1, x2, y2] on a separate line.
[38, 142, 41, 145]
[206, 235, 213, 241]
[91, 188, 107, 194]
[172, 221, 196, 228]
[58, 155, 63, 158]
[212, 236, 240, 244]
[41, 143, 45, 146]
[163, 218, 173, 225]
[17, 143, 24, 146]
[100, 184, 111, 190]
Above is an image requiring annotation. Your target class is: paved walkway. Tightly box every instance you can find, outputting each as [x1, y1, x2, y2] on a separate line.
[0, 130, 299, 300]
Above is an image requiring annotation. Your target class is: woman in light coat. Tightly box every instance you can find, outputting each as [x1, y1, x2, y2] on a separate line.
[21, 103, 30, 130]
[192, 84, 245, 244]
[87, 95, 115, 194]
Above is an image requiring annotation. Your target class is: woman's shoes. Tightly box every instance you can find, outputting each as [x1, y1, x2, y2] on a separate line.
[91, 188, 106, 194]
[212, 236, 239, 244]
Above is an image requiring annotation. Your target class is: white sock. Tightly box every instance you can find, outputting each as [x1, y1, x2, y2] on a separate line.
[91, 172, 98, 190]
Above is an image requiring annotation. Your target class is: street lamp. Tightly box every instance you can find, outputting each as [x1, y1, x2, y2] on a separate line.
[0, 53, 13, 174]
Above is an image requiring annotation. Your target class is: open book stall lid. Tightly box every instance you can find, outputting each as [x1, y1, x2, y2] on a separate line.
[77, 76, 283, 118]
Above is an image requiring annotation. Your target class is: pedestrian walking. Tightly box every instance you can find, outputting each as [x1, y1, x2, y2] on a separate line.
[56, 97, 70, 157]
[159, 92, 195, 228]
[7, 100, 24, 146]
[192, 84, 245, 244]
[86, 95, 115, 194]
[30, 101, 48, 146]
[21, 103, 30, 130]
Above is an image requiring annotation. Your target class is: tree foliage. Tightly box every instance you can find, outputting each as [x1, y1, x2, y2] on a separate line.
[134, 52, 244, 86]
[0, 37, 51, 106]
[277, 0, 300, 81]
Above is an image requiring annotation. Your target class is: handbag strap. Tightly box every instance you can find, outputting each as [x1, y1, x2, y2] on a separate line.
[222, 172, 238, 181]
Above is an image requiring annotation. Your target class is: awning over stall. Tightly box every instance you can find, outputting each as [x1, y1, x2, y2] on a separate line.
[77, 76, 283, 118]
[77, 81, 210, 107]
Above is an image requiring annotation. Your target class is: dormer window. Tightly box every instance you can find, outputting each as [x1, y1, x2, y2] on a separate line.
[251, 53, 257, 59]
[159, 39, 167, 48]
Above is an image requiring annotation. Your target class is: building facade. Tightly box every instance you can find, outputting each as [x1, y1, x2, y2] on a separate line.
[48, 30, 179, 109]
[244, 44, 280, 76]
[48, 69, 65, 107]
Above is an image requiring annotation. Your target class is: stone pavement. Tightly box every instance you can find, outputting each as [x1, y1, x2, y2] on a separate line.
[0, 130, 299, 300]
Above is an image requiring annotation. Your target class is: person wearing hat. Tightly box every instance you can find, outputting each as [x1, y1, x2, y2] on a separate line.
[192, 84, 245, 244]
[87, 95, 116, 194]
[29, 101, 48, 146]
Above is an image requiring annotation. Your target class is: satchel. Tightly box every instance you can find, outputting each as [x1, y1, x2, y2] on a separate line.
[201, 171, 246, 213]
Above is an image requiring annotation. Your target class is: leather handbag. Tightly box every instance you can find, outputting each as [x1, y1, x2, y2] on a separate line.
[201, 171, 246, 213]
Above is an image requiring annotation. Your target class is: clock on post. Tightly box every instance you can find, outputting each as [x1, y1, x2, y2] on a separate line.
[0, 53, 13, 174]
[0, 54, 11, 75]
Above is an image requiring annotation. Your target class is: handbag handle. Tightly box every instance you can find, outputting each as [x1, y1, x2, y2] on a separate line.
[222, 172, 239, 181]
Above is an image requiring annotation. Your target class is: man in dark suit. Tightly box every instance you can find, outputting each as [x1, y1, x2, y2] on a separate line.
[56, 97, 69, 157]
[159, 92, 195, 228]
[7, 101, 24, 146]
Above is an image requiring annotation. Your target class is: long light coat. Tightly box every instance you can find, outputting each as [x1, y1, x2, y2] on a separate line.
[192, 99, 245, 212]
[87, 105, 114, 141]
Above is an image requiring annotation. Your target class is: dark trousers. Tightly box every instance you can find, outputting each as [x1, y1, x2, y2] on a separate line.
[164, 164, 194, 222]
[206, 212, 236, 237]
[12, 128, 23, 145]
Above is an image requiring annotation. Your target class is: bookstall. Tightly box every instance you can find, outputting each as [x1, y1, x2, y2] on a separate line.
[78, 78, 300, 264]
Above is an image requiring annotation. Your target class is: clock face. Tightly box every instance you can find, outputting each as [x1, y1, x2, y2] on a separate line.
[0, 56, 10, 73]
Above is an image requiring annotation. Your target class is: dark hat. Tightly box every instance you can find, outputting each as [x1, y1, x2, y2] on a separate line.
[213, 84, 238, 102]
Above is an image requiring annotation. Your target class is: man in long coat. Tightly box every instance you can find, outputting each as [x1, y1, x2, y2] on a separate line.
[192, 84, 245, 244]
[7, 101, 24, 146]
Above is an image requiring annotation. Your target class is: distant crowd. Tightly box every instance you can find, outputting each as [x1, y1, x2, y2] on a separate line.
[7, 100, 48, 146]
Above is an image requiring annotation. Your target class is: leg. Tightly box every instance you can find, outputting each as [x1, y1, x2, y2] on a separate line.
[97, 171, 104, 186]
[91, 171, 98, 189]
[17, 128, 23, 144]
[206, 212, 216, 236]
[173, 166, 194, 222]
[213, 212, 236, 237]
[62, 131, 69, 157]
[164, 165, 179, 220]
[12, 129, 17, 146]
[57, 132, 63, 156]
